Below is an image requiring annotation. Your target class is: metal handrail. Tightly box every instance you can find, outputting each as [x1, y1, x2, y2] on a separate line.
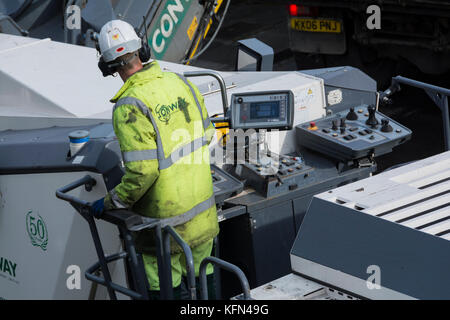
[56, 175, 197, 300]
[199, 256, 251, 300]
[163, 226, 197, 300]
[56, 175, 118, 299]
[84, 252, 145, 300]
[55, 175, 96, 214]
[183, 71, 229, 115]
[381, 76, 450, 151]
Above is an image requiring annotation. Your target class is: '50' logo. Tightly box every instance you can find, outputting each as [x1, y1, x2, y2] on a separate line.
[26, 211, 49, 251]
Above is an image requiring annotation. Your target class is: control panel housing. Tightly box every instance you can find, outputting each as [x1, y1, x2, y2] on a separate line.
[295, 106, 412, 161]
[211, 164, 244, 204]
[234, 155, 315, 197]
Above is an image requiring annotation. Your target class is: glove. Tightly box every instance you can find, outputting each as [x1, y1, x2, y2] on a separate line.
[90, 197, 105, 219]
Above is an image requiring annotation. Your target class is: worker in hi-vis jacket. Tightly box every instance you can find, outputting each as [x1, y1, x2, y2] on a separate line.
[90, 20, 219, 299]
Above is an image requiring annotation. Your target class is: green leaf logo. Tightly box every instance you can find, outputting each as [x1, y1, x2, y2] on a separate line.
[26, 211, 48, 251]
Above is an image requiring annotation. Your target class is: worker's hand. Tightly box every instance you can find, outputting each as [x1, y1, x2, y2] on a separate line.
[90, 197, 105, 219]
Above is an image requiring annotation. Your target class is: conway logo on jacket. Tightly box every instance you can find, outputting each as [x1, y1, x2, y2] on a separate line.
[155, 97, 191, 123]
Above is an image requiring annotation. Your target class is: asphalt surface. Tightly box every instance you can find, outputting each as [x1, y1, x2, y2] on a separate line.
[192, 0, 449, 172]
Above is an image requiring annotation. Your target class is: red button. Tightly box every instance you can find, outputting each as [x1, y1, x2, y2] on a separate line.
[310, 122, 316, 127]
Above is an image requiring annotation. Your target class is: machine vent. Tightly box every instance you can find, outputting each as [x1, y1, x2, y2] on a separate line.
[374, 183, 450, 238]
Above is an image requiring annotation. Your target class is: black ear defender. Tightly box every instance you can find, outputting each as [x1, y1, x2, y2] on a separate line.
[91, 31, 116, 77]
[137, 16, 152, 63]
[98, 56, 115, 77]
[94, 32, 118, 77]
[98, 52, 140, 77]
[138, 38, 151, 63]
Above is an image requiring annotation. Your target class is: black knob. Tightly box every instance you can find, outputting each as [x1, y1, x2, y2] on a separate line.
[365, 105, 379, 127]
[346, 107, 358, 120]
[381, 118, 393, 132]
[237, 97, 243, 104]
[332, 119, 339, 131]
[340, 118, 346, 128]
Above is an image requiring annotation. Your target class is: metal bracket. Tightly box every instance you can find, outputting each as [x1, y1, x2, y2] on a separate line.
[357, 154, 375, 168]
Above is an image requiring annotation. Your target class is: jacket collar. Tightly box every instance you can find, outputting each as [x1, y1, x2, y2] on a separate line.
[110, 60, 163, 103]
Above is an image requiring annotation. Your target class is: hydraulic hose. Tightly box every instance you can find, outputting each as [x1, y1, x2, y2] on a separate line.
[182, 0, 231, 64]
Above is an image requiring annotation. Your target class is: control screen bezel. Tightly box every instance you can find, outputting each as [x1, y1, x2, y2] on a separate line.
[230, 90, 294, 130]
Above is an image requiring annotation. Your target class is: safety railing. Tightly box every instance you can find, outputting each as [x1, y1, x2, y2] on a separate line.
[56, 175, 197, 300]
[183, 71, 229, 116]
[56, 174, 252, 300]
[380, 76, 450, 151]
[199, 256, 252, 300]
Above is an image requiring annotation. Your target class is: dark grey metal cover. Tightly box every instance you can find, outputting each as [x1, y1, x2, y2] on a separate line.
[0, 123, 121, 175]
[301, 66, 378, 114]
[301, 66, 377, 92]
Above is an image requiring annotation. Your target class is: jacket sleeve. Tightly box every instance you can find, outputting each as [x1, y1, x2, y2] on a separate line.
[188, 79, 216, 144]
[104, 104, 160, 210]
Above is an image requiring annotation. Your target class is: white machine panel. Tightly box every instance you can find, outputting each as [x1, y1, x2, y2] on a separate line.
[247, 273, 358, 300]
[0, 171, 127, 299]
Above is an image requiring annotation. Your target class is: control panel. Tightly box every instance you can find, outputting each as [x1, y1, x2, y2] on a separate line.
[230, 91, 294, 130]
[295, 105, 412, 161]
[234, 155, 316, 197]
[211, 164, 244, 204]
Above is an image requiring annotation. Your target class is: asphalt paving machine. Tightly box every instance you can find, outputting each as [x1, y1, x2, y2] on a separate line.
[2, 32, 447, 300]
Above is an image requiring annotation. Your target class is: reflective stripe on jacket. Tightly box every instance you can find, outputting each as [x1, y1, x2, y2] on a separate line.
[104, 61, 218, 253]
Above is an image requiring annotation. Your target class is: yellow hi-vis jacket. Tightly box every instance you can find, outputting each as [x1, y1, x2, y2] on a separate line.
[104, 61, 219, 253]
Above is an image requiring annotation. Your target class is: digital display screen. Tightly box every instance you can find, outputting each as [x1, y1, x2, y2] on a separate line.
[250, 102, 280, 119]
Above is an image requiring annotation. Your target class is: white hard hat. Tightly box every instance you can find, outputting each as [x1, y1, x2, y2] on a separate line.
[98, 20, 142, 63]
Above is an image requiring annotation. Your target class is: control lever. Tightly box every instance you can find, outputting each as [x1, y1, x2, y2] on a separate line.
[275, 173, 284, 186]
[332, 119, 339, 131]
[381, 118, 393, 132]
[366, 105, 379, 127]
[346, 107, 358, 120]
[379, 82, 401, 105]
[340, 118, 346, 134]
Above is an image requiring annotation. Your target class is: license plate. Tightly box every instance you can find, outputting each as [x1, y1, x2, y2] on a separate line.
[291, 18, 341, 33]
